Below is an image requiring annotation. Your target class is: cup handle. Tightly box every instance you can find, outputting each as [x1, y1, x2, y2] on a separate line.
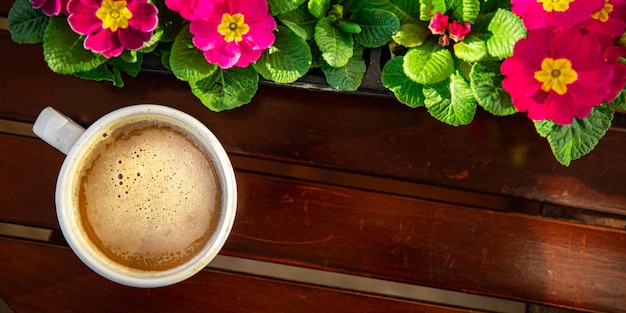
[32, 107, 86, 155]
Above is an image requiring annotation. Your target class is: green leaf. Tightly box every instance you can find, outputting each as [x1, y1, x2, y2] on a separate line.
[75, 64, 123, 87]
[320, 50, 366, 91]
[381, 56, 426, 107]
[453, 34, 487, 62]
[277, 5, 318, 40]
[403, 40, 454, 85]
[43, 16, 107, 74]
[423, 71, 477, 125]
[392, 23, 430, 48]
[420, 0, 447, 21]
[8, 0, 49, 44]
[444, 0, 458, 9]
[357, 0, 419, 24]
[352, 8, 400, 48]
[138, 30, 162, 53]
[470, 61, 517, 115]
[314, 17, 354, 67]
[110, 52, 143, 78]
[253, 26, 312, 83]
[118, 49, 138, 64]
[480, 0, 511, 13]
[170, 26, 218, 82]
[486, 9, 526, 59]
[73, 53, 144, 87]
[336, 20, 362, 34]
[605, 90, 626, 110]
[268, 0, 308, 15]
[450, 0, 480, 23]
[308, 0, 331, 18]
[160, 46, 172, 70]
[534, 120, 554, 138]
[534, 107, 614, 166]
[190, 66, 259, 111]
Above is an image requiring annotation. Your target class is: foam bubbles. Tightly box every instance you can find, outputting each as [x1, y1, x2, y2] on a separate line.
[77, 121, 220, 271]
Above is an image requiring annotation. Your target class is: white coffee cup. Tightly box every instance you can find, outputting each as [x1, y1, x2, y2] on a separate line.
[33, 105, 237, 288]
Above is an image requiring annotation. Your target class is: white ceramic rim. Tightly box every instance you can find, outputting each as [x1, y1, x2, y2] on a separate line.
[55, 104, 237, 288]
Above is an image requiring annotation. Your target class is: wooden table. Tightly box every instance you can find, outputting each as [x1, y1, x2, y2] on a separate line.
[2, 7, 626, 312]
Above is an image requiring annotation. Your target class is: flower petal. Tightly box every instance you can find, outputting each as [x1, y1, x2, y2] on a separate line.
[543, 93, 577, 125]
[119, 28, 151, 50]
[517, 0, 605, 30]
[166, 0, 221, 21]
[127, 1, 159, 32]
[243, 28, 275, 50]
[67, 0, 103, 34]
[236, 0, 269, 18]
[84, 28, 123, 56]
[550, 29, 603, 68]
[603, 45, 626, 102]
[190, 20, 223, 50]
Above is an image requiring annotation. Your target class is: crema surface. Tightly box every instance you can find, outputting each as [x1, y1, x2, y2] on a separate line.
[77, 120, 220, 271]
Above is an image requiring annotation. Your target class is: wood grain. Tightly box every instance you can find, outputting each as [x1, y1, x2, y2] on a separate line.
[0, 134, 61, 229]
[2, 133, 626, 312]
[0, 237, 477, 313]
[1, 31, 625, 215]
[229, 170, 626, 312]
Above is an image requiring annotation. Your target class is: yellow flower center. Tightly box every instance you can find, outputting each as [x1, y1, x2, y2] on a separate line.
[591, 0, 613, 22]
[534, 58, 578, 95]
[96, 0, 132, 32]
[537, 0, 575, 12]
[217, 13, 250, 43]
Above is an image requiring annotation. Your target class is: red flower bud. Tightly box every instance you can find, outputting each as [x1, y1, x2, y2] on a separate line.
[428, 12, 449, 35]
[449, 21, 471, 42]
[438, 34, 450, 47]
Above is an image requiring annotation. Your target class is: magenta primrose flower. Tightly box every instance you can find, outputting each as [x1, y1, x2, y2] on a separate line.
[191, 0, 275, 69]
[577, 0, 626, 37]
[167, 0, 276, 69]
[30, 0, 69, 16]
[501, 28, 613, 125]
[511, 0, 606, 30]
[67, 0, 158, 58]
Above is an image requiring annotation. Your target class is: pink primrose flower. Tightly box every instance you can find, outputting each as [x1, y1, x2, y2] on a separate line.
[511, 0, 605, 30]
[577, 0, 626, 37]
[67, 0, 158, 58]
[428, 12, 449, 35]
[31, 0, 69, 16]
[165, 0, 221, 21]
[188, 0, 276, 69]
[501, 28, 613, 125]
[448, 21, 471, 42]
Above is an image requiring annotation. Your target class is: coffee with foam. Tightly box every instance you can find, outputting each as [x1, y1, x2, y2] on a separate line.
[75, 119, 220, 271]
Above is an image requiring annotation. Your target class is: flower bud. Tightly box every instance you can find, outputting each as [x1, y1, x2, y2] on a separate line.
[438, 34, 450, 47]
[449, 21, 472, 42]
[428, 12, 449, 35]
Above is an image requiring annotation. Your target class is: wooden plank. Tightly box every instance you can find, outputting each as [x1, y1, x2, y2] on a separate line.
[2, 134, 626, 312]
[228, 171, 626, 312]
[1, 31, 625, 214]
[1, 3, 11, 15]
[0, 237, 479, 313]
[0, 134, 60, 229]
[527, 304, 588, 313]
